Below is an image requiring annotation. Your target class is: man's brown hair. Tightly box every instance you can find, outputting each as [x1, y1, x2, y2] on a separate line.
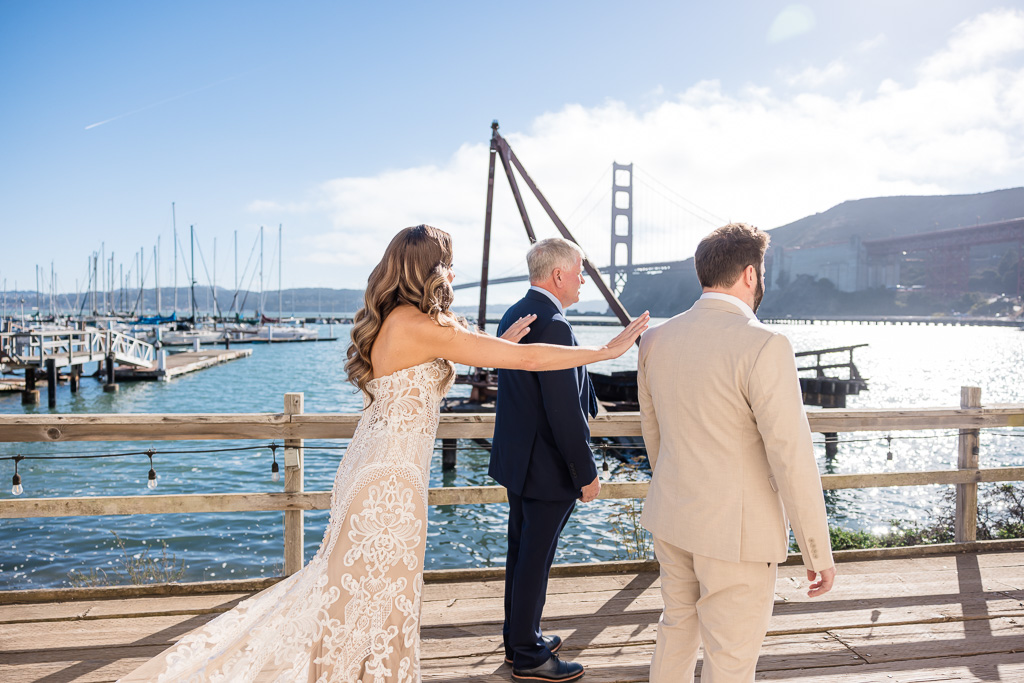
[694, 222, 770, 289]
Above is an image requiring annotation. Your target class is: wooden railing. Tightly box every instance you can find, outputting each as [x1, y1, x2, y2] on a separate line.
[1, 387, 1023, 576]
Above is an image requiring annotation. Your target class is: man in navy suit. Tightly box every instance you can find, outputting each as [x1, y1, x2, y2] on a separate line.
[491, 237, 600, 683]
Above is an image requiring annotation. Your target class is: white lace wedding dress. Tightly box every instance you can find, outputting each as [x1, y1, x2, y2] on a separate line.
[120, 359, 454, 683]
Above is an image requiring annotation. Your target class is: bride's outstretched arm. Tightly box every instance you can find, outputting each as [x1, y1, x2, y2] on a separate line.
[413, 311, 650, 371]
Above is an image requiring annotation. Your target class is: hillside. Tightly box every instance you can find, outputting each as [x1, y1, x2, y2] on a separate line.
[766, 187, 1024, 249]
[618, 187, 1024, 318]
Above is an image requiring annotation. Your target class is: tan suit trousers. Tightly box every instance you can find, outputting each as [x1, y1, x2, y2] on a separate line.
[651, 536, 777, 683]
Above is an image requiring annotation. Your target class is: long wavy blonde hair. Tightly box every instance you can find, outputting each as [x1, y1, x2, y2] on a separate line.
[345, 225, 461, 399]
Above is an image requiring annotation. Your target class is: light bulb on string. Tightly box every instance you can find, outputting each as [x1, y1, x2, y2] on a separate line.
[146, 449, 158, 490]
[886, 435, 893, 462]
[270, 443, 280, 483]
[11, 455, 24, 496]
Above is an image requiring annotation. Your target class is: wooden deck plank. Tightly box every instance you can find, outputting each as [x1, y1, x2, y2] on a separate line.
[755, 651, 1024, 681]
[3, 551, 1024, 682]
[0, 593, 250, 625]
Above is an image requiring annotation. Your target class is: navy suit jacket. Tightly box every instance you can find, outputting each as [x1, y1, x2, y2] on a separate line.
[489, 289, 599, 501]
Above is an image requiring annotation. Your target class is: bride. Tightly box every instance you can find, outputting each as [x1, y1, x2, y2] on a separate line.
[120, 225, 648, 682]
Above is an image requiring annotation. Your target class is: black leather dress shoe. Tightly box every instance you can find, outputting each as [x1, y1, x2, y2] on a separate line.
[504, 634, 562, 665]
[511, 653, 584, 682]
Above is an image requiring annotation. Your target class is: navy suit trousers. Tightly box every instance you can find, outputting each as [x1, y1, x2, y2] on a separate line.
[503, 490, 577, 669]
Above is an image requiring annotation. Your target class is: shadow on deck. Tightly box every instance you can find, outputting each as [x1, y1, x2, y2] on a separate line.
[1, 551, 1022, 682]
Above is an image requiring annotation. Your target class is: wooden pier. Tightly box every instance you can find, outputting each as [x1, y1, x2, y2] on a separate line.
[1, 548, 1022, 681]
[114, 348, 252, 381]
[1, 389, 1023, 681]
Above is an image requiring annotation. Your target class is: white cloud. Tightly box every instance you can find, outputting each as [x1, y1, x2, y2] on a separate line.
[784, 60, 848, 88]
[856, 34, 886, 53]
[254, 9, 1024, 295]
[920, 8, 1024, 80]
[768, 5, 816, 44]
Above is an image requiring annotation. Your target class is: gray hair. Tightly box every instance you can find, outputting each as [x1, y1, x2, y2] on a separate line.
[527, 238, 584, 283]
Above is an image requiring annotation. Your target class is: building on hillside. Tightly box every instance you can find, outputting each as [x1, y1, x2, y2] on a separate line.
[771, 236, 868, 292]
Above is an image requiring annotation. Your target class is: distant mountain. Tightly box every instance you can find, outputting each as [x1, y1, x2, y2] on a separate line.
[766, 187, 1024, 249]
[618, 187, 1024, 318]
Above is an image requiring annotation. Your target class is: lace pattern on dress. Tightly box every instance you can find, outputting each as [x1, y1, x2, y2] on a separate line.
[120, 359, 454, 683]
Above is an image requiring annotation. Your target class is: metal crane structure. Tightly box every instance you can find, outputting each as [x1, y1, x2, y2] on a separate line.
[476, 120, 633, 330]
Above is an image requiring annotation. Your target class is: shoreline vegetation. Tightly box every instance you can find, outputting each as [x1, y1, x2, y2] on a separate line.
[612, 484, 1024, 562]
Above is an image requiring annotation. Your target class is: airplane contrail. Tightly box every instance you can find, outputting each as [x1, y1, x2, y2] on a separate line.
[84, 73, 246, 130]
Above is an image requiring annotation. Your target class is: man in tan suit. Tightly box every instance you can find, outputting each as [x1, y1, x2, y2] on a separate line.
[638, 222, 835, 682]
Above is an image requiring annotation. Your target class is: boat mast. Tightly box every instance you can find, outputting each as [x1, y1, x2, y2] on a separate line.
[278, 224, 282, 321]
[233, 230, 238, 316]
[172, 203, 178, 314]
[108, 252, 114, 317]
[190, 225, 197, 322]
[139, 246, 144, 315]
[155, 239, 161, 316]
[259, 226, 264, 319]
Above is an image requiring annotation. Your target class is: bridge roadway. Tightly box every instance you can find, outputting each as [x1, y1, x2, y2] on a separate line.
[452, 259, 685, 291]
[1, 547, 1022, 681]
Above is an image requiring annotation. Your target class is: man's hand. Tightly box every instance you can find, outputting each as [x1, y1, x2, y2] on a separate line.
[806, 566, 836, 598]
[579, 476, 601, 503]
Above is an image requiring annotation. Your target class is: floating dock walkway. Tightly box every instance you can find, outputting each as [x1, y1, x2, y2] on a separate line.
[115, 348, 252, 382]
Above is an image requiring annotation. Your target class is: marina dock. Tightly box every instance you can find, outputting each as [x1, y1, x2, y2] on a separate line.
[114, 348, 253, 381]
[1, 549, 1022, 681]
[0, 377, 25, 393]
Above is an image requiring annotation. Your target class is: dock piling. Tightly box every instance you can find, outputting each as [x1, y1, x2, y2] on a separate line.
[824, 432, 839, 459]
[103, 355, 119, 393]
[442, 438, 457, 471]
[45, 358, 57, 408]
[21, 369, 38, 405]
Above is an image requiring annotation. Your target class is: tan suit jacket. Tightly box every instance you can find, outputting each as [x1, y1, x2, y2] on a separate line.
[638, 298, 833, 571]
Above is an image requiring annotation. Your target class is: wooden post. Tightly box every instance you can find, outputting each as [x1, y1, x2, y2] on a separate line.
[21, 368, 39, 405]
[442, 438, 457, 471]
[45, 358, 57, 409]
[824, 432, 839, 459]
[955, 386, 982, 543]
[103, 354, 118, 393]
[69, 367, 79, 393]
[283, 392, 304, 575]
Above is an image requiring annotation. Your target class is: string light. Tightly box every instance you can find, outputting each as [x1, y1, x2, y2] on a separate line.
[146, 449, 158, 490]
[886, 435, 894, 461]
[11, 455, 23, 496]
[269, 443, 280, 482]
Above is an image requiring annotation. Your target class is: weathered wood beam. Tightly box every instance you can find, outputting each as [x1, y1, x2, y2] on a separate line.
[1, 407, 1021, 443]
[5, 469, 1024, 520]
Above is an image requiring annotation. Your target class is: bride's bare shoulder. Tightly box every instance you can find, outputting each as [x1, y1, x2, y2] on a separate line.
[384, 305, 433, 330]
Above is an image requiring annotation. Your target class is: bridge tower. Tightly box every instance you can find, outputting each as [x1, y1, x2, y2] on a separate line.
[609, 162, 633, 294]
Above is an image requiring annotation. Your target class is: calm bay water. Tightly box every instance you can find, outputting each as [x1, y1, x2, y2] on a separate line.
[2, 320, 1023, 590]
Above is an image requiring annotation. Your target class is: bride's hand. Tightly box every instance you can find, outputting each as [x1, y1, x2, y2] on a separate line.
[500, 314, 537, 343]
[602, 312, 650, 358]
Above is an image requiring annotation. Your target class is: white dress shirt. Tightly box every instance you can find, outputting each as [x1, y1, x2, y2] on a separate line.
[699, 292, 757, 320]
[530, 285, 565, 314]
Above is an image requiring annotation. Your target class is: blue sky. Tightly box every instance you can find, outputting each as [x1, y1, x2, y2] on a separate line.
[2, 1, 1022, 303]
